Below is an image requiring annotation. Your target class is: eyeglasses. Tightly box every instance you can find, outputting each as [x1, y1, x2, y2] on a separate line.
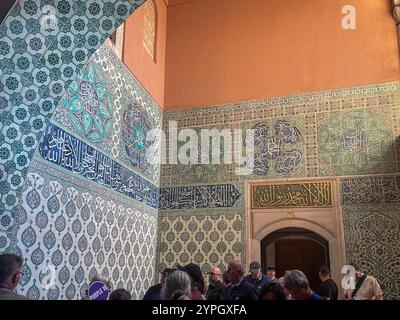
[208, 273, 221, 276]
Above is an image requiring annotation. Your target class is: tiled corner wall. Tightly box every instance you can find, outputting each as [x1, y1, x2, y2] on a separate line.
[1, 0, 146, 255]
[0, 0, 166, 300]
[1, 0, 399, 300]
[11, 42, 163, 300]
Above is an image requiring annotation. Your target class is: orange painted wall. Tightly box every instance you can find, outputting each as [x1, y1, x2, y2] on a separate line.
[164, 0, 400, 110]
[123, 0, 167, 108]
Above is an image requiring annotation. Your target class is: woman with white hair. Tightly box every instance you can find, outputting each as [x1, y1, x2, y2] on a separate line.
[283, 270, 321, 300]
[278, 276, 291, 300]
[164, 270, 192, 300]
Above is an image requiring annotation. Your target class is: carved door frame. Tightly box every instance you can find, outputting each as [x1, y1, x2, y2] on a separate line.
[245, 177, 346, 290]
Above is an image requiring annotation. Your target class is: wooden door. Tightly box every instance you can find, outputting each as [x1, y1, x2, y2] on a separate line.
[274, 238, 327, 291]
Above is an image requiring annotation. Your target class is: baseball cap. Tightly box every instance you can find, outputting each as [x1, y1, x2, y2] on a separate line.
[249, 261, 261, 272]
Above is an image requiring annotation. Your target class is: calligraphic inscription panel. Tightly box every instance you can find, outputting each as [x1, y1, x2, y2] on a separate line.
[252, 182, 333, 209]
[159, 184, 241, 210]
[39, 122, 158, 208]
[341, 175, 400, 204]
[243, 119, 304, 177]
[317, 108, 395, 176]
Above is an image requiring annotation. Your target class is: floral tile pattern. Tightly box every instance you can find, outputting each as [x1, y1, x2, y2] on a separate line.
[343, 205, 400, 300]
[0, 0, 146, 255]
[318, 108, 395, 176]
[17, 160, 157, 300]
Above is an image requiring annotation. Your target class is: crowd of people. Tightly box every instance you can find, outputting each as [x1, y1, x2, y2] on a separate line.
[144, 260, 383, 301]
[0, 253, 383, 300]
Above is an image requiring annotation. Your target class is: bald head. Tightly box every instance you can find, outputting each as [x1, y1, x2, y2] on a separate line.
[210, 266, 221, 275]
[209, 266, 222, 284]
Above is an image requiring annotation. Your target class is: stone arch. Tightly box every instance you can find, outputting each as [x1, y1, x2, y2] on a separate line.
[254, 219, 335, 243]
[250, 219, 345, 294]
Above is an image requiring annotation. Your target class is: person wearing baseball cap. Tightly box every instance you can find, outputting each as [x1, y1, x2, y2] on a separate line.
[244, 261, 270, 294]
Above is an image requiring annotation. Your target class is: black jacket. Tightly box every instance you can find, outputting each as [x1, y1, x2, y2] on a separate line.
[206, 281, 227, 300]
[227, 279, 258, 301]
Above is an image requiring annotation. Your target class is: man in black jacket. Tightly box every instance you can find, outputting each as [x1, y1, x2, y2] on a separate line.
[226, 260, 258, 300]
[206, 266, 226, 300]
[316, 265, 338, 300]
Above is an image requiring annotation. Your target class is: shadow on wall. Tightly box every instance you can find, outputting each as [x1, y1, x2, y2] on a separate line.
[396, 135, 400, 172]
[0, 0, 17, 24]
[385, 133, 400, 173]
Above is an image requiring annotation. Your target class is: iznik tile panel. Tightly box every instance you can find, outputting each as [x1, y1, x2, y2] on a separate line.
[1, 0, 163, 300]
[0, 0, 147, 254]
[52, 45, 163, 184]
[39, 122, 159, 208]
[10, 40, 162, 299]
[242, 118, 305, 178]
[317, 108, 395, 176]
[159, 81, 400, 300]
[343, 205, 400, 300]
[161, 82, 400, 186]
[341, 175, 400, 204]
[16, 161, 157, 300]
[157, 213, 244, 278]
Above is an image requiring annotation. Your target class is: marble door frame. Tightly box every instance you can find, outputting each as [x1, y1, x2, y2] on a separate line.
[245, 177, 347, 291]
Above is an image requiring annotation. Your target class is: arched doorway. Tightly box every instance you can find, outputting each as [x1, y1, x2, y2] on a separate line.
[246, 178, 347, 295]
[261, 227, 330, 290]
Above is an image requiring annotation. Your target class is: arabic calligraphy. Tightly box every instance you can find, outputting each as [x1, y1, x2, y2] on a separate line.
[39, 123, 158, 208]
[317, 109, 393, 175]
[252, 182, 333, 208]
[251, 120, 302, 176]
[159, 184, 241, 210]
[341, 176, 400, 204]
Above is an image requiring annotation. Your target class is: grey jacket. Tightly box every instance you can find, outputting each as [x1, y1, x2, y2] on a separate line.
[0, 288, 28, 300]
